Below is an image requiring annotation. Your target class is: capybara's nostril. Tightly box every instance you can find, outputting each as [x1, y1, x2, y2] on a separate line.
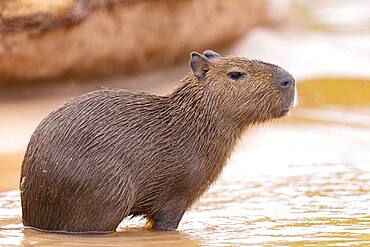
[280, 80, 291, 88]
[276, 69, 295, 90]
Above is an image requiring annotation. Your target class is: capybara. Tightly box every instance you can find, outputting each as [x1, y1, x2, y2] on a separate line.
[20, 50, 296, 233]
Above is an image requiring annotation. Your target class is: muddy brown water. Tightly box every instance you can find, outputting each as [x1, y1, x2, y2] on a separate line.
[0, 78, 369, 246]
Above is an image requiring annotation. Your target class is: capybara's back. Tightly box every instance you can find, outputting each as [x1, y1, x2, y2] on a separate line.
[20, 51, 295, 233]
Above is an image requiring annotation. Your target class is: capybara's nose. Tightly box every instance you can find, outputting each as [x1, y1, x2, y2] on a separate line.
[276, 69, 295, 90]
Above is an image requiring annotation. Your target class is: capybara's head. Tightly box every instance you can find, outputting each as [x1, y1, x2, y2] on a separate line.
[190, 50, 296, 124]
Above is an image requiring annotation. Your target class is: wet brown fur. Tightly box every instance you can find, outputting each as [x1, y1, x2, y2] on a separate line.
[20, 52, 294, 233]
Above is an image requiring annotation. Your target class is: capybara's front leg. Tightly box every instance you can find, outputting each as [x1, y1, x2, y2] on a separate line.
[152, 205, 186, 231]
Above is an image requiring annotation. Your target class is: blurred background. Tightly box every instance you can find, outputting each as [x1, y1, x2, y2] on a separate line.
[0, 0, 369, 246]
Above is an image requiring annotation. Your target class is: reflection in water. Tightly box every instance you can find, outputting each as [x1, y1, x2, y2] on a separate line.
[0, 77, 370, 246]
[19, 229, 199, 247]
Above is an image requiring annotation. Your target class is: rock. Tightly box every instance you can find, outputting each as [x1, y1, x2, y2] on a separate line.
[0, 0, 267, 84]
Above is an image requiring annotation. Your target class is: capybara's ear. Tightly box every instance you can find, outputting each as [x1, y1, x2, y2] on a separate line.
[203, 50, 221, 59]
[190, 52, 211, 80]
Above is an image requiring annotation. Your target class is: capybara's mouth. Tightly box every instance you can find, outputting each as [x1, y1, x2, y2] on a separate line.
[283, 83, 297, 111]
[274, 88, 296, 118]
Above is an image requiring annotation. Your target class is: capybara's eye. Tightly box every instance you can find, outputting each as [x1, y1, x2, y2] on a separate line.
[228, 71, 246, 80]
